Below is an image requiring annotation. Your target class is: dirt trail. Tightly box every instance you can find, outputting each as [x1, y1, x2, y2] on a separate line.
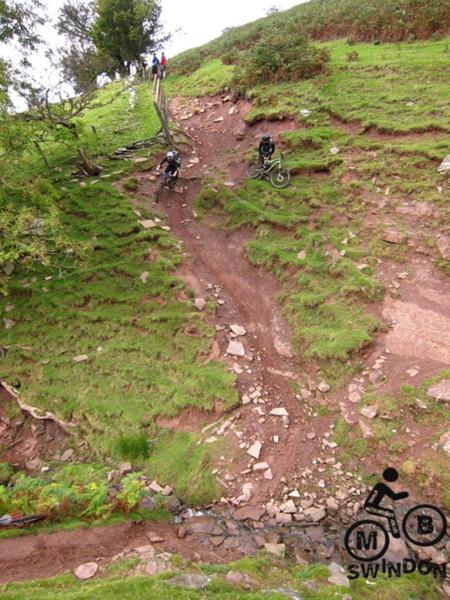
[138, 96, 331, 504]
[0, 520, 238, 585]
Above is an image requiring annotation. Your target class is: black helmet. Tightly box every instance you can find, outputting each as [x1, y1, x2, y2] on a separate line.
[261, 133, 271, 141]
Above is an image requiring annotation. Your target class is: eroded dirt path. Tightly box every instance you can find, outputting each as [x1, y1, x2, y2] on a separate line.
[133, 96, 332, 506]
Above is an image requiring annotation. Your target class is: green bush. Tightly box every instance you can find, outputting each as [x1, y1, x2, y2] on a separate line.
[115, 433, 150, 461]
[232, 29, 329, 93]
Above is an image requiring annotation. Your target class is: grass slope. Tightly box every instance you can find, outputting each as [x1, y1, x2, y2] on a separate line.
[0, 79, 237, 507]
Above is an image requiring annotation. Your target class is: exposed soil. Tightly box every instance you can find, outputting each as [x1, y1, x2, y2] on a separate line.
[0, 385, 67, 471]
[0, 520, 238, 585]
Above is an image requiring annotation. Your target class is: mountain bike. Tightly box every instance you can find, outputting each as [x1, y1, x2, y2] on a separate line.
[344, 504, 448, 562]
[155, 171, 178, 203]
[0, 512, 46, 528]
[246, 154, 291, 189]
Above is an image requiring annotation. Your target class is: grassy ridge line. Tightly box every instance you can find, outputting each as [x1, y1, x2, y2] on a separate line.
[170, 0, 450, 76]
[0, 79, 238, 506]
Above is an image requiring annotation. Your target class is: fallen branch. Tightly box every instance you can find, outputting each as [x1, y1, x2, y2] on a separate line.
[1, 381, 74, 435]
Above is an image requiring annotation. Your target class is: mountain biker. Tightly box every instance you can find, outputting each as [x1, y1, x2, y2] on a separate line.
[363, 468, 409, 538]
[259, 133, 275, 166]
[157, 150, 181, 184]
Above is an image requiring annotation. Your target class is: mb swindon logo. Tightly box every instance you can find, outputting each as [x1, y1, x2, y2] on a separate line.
[343, 468, 449, 580]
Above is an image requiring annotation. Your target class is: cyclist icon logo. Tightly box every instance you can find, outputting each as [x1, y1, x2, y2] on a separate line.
[344, 468, 448, 562]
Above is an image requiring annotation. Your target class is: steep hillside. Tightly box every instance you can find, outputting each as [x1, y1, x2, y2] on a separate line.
[0, 4, 450, 599]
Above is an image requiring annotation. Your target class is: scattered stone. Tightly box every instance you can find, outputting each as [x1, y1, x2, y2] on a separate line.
[119, 462, 132, 475]
[264, 468, 273, 480]
[288, 490, 301, 498]
[300, 109, 312, 117]
[297, 250, 306, 260]
[74, 562, 99, 580]
[61, 449, 74, 461]
[282, 500, 297, 514]
[4, 319, 14, 329]
[428, 379, 450, 403]
[234, 506, 266, 521]
[264, 543, 286, 558]
[166, 574, 210, 590]
[317, 381, 330, 393]
[406, 367, 419, 377]
[140, 271, 149, 284]
[330, 146, 340, 155]
[326, 497, 339, 512]
[439, 431, 450, 456]
[213, 116, 224, 123]
[437, 155, 450, 174]
[436, 236, 450, 261]
[253, 461, 270, 471]
[230, 324, 246, 336]
[247, 441, 262, 459]
[73, 354, 89, 363]
[194, 297, 206, 311]
[359, 405, 378, 419]
[161, 485, 173, 496]
[228, 106, 238, 116]
[327, 562, 349, 587]
[226, 340, 246, 357]
[224, 181, 236, 188]
[307, 432, 316, 440]
[148, 480, 163, 493]
[358, 420, 374, 439]
[270, 407, 289, 417]
[139, 219, 157, 229]
[382, 229, 406, 244]
[310, 507, 326, 522]
[235, 482, 254, 504]
[133, 157, 149, 164]
[234, 125, 247, 140]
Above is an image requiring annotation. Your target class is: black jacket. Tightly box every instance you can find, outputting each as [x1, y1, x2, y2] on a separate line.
[259, 139, 275, 156]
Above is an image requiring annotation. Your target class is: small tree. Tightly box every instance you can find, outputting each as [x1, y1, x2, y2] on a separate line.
[92, 0, 169, 75]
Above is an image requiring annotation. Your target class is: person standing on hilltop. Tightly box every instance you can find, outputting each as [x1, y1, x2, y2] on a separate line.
[160, 52, 167, 78]
[151, 53, 160, 76]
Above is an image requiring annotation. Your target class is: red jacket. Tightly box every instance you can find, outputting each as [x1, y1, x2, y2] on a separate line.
[161, 56, 167, 67]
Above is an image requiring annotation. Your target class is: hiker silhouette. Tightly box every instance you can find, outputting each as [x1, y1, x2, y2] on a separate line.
[363, 468, 409, 538]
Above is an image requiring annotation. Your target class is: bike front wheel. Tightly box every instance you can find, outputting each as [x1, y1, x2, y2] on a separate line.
[270, 168, 291, 189]
[246, 160, 263, 179]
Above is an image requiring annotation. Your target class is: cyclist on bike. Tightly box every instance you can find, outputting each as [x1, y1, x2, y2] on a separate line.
[259, 133, 275, 167]
[157, 150, 181, 183]
[363, 468, 409, 538]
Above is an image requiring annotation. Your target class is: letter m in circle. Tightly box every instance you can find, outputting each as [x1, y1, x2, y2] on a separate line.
[356, 529, 378, 550]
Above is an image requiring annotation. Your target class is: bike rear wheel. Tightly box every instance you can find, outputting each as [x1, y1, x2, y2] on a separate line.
[246, 160, 263, 179]
[270, 168, 291, 189]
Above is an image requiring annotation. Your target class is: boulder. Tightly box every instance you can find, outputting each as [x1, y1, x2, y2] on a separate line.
[226, 340, 246, 357]
[166, 574, 210, 590]
[439, 431, 450, 456]
[382, 229, 406, 244]
[264, 543, 286, 558]
[428, 379, 450, 403]
[270, 407, 289, 417]
[234, 506, 265, 521]
[74, 562, 99, 580]
[247, 441, 262, 459]
[327, 562, 349, 587]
